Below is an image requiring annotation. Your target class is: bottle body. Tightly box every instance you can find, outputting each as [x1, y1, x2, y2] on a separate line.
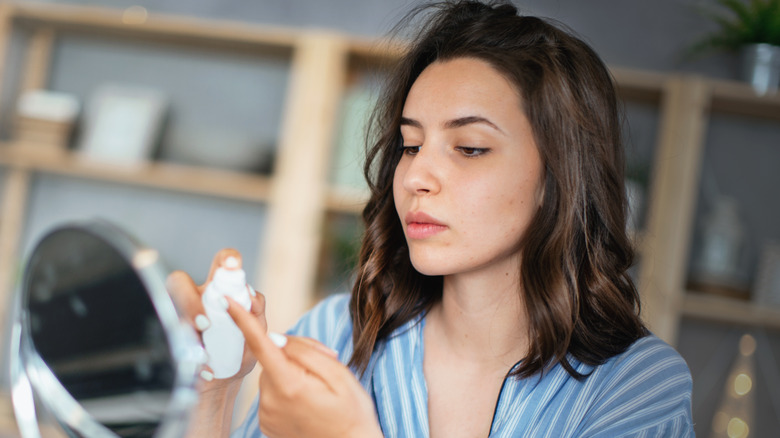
[201, 266, 252, 379]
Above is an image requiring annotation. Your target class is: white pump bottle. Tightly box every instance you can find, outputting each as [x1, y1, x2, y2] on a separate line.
[201, 256, 252, 379]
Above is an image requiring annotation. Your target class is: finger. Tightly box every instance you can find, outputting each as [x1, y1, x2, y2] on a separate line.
[225, 296, 290, 381]
[166, 270, 205, 326]
[289, 336, 339, 358]
[249, 289, 266, 319]
[282, 336, 350, 392]
[203, 248, 243, 288]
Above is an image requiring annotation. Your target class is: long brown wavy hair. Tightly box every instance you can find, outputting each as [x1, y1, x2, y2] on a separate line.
[348, 0, 646, 380]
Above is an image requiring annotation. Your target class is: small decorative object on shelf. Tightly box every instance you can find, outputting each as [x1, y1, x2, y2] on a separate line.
[688, 0, 780, 95]
[14, 89, 80, 154]
[709, 333, 756, 438]
[77, 83, 168, 165]
[753, 241, 780, 307]
[689, 196, 749, 299]
[161, 126, 276, 174]
[741, 43, 780, 95]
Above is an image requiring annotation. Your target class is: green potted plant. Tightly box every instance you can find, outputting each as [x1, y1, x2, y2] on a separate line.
[690, 0, 780, 94]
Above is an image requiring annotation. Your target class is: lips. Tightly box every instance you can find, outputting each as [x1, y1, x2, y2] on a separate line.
[404, 211, 447, 239]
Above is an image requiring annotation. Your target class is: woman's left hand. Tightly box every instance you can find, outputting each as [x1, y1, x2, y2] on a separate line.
[225, 297, 383, 438]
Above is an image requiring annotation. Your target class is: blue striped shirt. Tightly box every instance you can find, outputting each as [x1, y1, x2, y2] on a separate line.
[232, 293, 694, 437]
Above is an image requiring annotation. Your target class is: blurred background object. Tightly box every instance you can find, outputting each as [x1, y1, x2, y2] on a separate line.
[685, 0, 780, 95]
[14, 88, 78, 154]
[0, 1, 778, 436]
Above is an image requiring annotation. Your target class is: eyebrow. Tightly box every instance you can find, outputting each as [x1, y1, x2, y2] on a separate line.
[400, 116, 505, 134]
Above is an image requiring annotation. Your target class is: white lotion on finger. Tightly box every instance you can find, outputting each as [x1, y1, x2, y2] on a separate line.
[201, 256, 252, 378]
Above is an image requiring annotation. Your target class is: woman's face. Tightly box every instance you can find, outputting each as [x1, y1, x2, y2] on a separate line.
[393, 57, 544, 278]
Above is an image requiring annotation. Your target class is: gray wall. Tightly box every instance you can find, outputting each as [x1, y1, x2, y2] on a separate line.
[2, 0, 779, 436]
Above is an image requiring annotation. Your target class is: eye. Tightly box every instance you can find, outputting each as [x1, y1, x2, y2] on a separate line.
[455, 146, 489, 157]
[401, 145, 421, 155]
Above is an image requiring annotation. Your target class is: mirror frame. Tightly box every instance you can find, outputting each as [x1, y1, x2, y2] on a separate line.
[9, 219, 203, 437]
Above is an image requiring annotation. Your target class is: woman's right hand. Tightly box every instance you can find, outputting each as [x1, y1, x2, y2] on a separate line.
[166, 248, 268, 393]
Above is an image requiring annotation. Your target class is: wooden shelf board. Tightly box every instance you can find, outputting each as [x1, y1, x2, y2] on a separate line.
[708, 78, 780, 121]
[0, 143, 271, 203]
[10, 1, 300, 52]
[611, 66, 668, 103]
[681, 291, 780, 330]
[325, 186, 368, 215]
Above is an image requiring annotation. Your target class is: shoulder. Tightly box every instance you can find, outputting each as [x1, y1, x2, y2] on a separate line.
[576, 334, 694, 436]
[285, 292, 354, 357]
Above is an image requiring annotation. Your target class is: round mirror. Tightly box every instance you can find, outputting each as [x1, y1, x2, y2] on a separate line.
[9, 220, 203, 437]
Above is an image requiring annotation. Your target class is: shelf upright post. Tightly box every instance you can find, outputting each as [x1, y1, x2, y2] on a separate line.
[0, 168, 31, 333]
[0, 2, 15, 139]
[19, 26, 54, 94]
[258, 32, 349, 333]
[638, 76, 711, 345]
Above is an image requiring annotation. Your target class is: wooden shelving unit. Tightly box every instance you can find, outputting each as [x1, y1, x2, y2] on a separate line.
[0, 3, 778, 431]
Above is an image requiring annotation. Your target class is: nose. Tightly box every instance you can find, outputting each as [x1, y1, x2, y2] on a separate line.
[401, 144, 441, 196]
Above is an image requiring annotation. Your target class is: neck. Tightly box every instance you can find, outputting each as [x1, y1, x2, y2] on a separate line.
[426, 260, 528, 370]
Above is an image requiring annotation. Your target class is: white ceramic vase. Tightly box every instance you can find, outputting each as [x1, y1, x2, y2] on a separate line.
[741, 43, 780, 95]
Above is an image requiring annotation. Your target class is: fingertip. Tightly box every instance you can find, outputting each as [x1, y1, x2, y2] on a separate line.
[166, 270, 193, 290]
[206, 249, 243, 284]
[217, 248, 242, 268]
[224, 255, 240, 269]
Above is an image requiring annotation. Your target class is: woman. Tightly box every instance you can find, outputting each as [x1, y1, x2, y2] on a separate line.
[168, 1, 694, 436]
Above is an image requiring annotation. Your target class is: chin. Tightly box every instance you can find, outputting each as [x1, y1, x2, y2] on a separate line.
[408, 253, 453, 277]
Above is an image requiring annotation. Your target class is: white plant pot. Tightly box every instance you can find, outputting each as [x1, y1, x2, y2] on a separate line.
[741, 43, 780, 95]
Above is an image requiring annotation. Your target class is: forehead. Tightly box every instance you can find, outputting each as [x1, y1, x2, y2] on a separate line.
[404, 57, 522, 117]
[402, 57, 526, 134]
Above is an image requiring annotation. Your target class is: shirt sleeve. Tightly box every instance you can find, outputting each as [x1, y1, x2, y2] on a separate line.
[575, 335, 695, 437]
[229, 293, 353, 438]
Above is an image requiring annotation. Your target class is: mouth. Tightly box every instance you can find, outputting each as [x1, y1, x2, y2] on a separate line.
[404, 211, 447, 239]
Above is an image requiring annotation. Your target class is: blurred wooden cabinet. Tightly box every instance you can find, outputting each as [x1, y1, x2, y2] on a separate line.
[0, 2, 779, 354]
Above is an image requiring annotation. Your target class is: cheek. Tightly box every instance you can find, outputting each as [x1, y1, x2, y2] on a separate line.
[484, 176, 540, 232]
[392, 165, 403, 202]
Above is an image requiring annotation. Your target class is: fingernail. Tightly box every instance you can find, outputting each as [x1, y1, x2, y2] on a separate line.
[224, 256, 239, 269]
[218, 296, 229, 310]
[194, 314, 210, 331]
[247, 284, 257, 297]
[269, 332, 287, 348]
[200, 370, 214, 381]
